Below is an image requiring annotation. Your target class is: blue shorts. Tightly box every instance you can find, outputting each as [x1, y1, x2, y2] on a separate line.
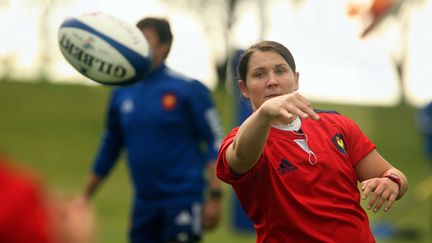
[129, 201, 203, 243]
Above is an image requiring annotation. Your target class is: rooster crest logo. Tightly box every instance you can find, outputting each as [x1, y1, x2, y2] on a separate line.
[332, 134, 347, 154]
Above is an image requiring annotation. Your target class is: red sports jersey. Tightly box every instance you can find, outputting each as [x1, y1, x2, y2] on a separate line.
[0, 156, 54, 243]
[217, 111, 376, 243]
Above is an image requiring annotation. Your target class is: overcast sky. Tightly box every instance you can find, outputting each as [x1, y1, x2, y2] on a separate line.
[1, 0, 431, 107]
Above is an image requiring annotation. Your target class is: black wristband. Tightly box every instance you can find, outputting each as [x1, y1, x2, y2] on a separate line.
[209, 190, 223, 199]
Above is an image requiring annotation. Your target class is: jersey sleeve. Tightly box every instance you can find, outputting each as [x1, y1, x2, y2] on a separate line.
[339, 115, 376, 166]
[216, 129, 238, 184]
[92, 90, 124, 177]
[187, 80, 224, 163]
[216, 128, 263, 185]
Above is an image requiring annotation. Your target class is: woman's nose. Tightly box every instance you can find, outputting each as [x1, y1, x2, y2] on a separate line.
[266, 71, 278, 86]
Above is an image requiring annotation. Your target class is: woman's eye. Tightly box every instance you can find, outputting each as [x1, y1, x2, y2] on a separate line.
[254, 72, 265, 78]
[276, 68, 286, 74]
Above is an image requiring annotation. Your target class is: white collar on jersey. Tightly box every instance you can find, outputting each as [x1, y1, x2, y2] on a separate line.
[272, 117, 318, 165]
[271, 117, 301, 131]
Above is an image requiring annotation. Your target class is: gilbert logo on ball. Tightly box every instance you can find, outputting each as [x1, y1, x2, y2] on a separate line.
[58, 12, 152, 85]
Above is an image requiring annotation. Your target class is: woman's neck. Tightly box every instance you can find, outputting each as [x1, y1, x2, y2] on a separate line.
[272, 116, 301, 131]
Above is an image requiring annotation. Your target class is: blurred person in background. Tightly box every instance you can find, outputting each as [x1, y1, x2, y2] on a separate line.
[0, 152, 94, 243]
[216, 40, 408, 242]
[417, 100, 432, 233]
[418, 101, 432, 168]
[75, 17, 224, 243]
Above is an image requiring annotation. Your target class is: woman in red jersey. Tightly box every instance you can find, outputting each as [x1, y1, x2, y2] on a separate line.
[216, 40, 408, 243]
[0, 153, 95, 243]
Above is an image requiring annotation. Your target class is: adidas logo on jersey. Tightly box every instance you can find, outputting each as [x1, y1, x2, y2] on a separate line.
[277, 159, 298, 175]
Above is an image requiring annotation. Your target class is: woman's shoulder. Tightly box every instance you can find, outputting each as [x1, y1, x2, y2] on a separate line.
[314, 109, 341, 115]
[311, 109, 360, 130]
[310, 109, 353, 125]
[313, 109, 343, 121]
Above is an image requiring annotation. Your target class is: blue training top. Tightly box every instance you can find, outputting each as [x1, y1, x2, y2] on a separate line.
[92, 64, 223, 208]
[418, 101, 432, 159]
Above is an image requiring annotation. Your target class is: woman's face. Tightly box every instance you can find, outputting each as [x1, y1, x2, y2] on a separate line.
[239, 50, 299, 110]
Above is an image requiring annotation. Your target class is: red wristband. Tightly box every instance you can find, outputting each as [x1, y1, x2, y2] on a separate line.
[384, 173, 401, 190]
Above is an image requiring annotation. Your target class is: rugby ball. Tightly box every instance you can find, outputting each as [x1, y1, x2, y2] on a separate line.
[58, 12, 152, 85]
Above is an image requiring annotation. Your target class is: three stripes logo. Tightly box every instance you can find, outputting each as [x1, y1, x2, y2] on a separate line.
[277, 159, 298, 175]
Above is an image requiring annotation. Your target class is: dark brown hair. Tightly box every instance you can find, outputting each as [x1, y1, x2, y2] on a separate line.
[237, 40, 296, 84]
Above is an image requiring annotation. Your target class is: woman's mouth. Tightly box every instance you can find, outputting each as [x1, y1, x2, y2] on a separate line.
[265, 94, 280, 99]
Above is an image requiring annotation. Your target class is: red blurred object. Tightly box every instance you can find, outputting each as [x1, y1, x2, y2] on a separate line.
[0, 154, 54, 243]
[348, 0, 403, 38]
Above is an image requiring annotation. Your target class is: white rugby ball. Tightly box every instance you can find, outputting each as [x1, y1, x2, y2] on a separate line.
[58, 12, 152, 85]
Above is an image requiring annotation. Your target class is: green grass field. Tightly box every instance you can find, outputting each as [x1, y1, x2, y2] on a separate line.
[0, 81, 430, 243]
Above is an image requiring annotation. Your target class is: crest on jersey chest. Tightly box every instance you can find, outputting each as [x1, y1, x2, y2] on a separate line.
[332, 133, 347, 154]
[161, 92, 177, 111]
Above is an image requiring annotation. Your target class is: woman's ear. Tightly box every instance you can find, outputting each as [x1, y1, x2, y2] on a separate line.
[294, 72, 300, 91]
[238, 80, 249, 99]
